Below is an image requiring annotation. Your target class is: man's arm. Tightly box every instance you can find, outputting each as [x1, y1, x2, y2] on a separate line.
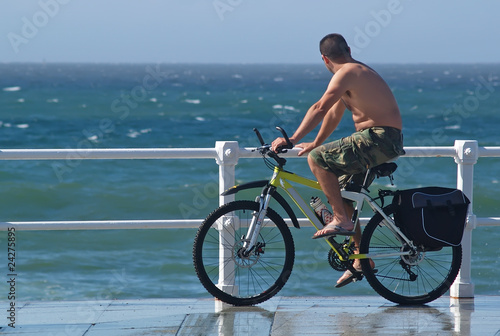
[289, 75, 346, 144]
[312, 100, 345, 145]
[295, 100, 345, 156]
[272, 68, 350, 152]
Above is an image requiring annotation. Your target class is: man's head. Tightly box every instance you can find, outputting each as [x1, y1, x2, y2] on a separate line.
[319, 34, 351, 62]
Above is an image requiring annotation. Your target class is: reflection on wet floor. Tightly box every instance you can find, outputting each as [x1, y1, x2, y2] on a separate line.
[4, 296, 500, 335]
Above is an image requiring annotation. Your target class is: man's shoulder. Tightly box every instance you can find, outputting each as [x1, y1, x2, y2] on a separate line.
[335, 62, 367, 77]
[346, 61, 372, 72]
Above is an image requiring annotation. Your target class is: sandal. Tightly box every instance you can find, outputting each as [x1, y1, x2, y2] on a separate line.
[312, 223, 355, 239]
[335, 267, 378, 288]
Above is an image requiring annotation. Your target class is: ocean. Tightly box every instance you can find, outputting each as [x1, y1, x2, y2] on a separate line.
[0, 62, 499, 302]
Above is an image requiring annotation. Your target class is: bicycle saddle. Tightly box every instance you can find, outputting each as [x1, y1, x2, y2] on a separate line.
[344, 162, 398, 192]
[372, 162, 398, 178]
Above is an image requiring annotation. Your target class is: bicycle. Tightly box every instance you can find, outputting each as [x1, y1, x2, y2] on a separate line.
[193, 127, 462, 306]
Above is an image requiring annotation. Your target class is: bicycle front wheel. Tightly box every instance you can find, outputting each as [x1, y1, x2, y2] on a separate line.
[193, 200, 295, 306]
[360, 205, 462, 305]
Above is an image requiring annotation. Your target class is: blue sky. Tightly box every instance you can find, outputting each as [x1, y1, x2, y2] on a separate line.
[1, 0, 499, 64]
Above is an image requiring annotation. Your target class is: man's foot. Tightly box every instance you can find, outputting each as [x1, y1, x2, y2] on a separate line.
[335, 260, 376, 288]
[335, 268, 361, 288]
[312, 222, 355, 239]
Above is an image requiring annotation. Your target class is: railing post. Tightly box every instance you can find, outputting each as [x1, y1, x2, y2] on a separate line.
[214, 141, 240, 303]
[451, 140, 478, 299]
[215, 141, 239, 205]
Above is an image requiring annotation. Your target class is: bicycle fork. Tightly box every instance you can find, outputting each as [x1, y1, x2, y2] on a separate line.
[241, 188, 273, 256]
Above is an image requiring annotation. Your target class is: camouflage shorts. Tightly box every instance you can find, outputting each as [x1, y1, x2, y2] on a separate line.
[309, 126, 405, 188]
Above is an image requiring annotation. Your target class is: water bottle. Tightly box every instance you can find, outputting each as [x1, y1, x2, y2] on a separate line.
[310, 196, 333, 226]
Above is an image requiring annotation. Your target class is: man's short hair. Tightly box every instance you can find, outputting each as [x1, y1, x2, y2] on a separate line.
[319, 34, 350, 60]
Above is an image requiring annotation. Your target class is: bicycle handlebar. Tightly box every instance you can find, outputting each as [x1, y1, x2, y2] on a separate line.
[253, 127, 293, 167]
[253, 127, 293, 150]
[275, 126, 294, 150]
[253, 128, 266, 146]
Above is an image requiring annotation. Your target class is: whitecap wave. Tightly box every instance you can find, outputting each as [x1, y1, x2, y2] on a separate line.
[3, 86, 21, 92]
[273, 104, 299, 112]
[125, 128, 151, 138]
[126, 130, 140, 138]
[87, 135, 98, 142]
[185, 99, 201, 104]
[16, 124, 29, 129]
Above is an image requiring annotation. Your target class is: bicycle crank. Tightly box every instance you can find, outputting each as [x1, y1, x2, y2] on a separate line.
[328, 242, 355, 271]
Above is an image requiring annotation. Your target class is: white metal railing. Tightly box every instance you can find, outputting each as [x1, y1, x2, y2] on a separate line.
[1, 140, 499, 299]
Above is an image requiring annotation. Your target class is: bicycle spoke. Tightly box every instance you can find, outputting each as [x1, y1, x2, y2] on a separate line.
[361, 205, 462, 305]
[193, 201, 294, 306]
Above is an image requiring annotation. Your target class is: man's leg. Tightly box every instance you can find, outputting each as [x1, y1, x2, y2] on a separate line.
[308, 155, 354, 237]
[345, 201, 361, 256]
[336, 201, 375, 285]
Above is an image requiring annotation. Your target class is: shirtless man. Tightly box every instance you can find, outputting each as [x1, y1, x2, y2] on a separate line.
[271, 33, 404, 286]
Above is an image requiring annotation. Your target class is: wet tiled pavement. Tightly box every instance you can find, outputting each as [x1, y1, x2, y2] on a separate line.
[1, 296, 499, 335]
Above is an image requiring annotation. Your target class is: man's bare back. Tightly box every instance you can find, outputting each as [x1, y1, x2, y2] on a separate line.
[328, 61, 402, 132]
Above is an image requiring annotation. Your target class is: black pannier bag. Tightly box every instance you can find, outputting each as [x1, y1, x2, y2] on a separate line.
[392, 187, 470, 248]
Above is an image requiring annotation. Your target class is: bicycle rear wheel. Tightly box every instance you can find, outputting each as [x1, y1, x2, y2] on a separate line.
[193, 200, 295, 306]
[360, 205, 462, 305]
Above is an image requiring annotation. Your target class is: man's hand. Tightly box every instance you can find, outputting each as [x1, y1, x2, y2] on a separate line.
[295, 142, 318, 156]
[271, 137, 289, 153]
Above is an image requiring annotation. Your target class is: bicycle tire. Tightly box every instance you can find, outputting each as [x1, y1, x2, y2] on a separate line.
[360, 205, 462, 305]
[193, 200, 295, 306]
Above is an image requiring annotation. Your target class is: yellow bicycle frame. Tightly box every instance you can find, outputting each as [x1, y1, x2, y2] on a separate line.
[268, 166, 368, 261]
[263, 163, 414, 262]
